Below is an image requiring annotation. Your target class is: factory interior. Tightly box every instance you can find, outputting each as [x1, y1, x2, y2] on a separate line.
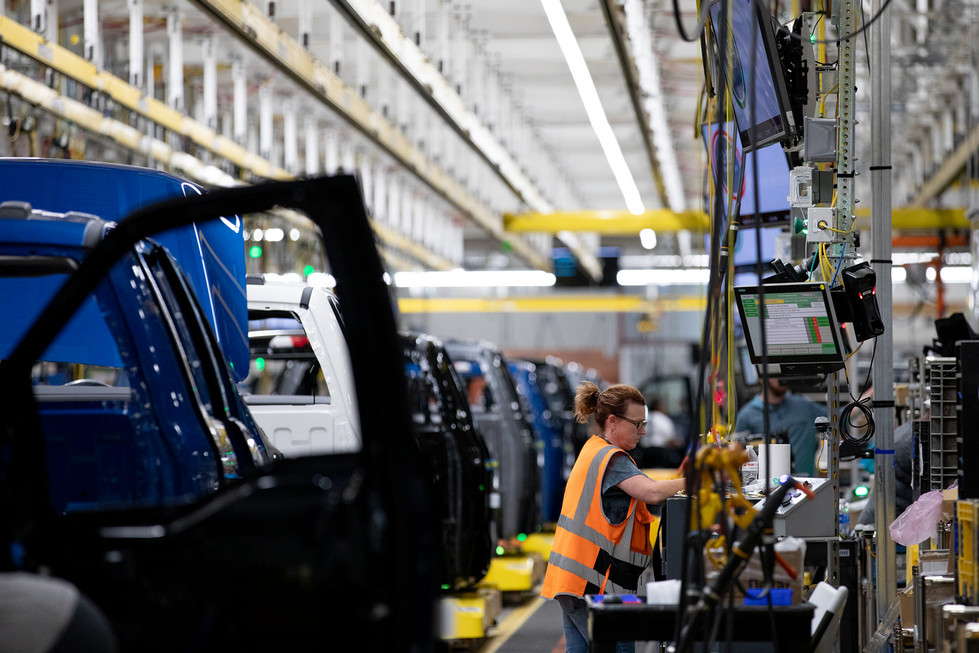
[1, 0, 979, 650]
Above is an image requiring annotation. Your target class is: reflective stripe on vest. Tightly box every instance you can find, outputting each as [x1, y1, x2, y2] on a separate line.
[541, 436, 653, 597]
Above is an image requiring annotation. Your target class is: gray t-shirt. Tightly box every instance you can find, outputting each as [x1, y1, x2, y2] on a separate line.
[600, 451, 644, 523]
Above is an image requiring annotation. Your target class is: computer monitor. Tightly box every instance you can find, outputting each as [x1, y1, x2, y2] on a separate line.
[707, 0, 795, 151]
[734, 282, 847, 375]
[701, 121, 792, 228]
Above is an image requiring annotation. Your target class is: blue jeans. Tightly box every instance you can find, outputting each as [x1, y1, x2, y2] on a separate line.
[556, 595, 635, 653]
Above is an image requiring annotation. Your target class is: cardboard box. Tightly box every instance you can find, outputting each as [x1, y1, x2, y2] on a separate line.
[943, 488, 959, 521]
[899, 585, 914, 628]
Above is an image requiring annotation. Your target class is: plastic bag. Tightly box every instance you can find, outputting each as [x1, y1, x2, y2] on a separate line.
[888, 489, 943, 546]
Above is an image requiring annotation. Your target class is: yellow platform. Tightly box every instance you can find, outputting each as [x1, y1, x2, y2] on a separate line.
[437, 587, 501, 641]
[479, 553, 544, 593]
[521, 532, 555, 560]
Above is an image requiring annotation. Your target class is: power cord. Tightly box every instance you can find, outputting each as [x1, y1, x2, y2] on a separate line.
[840, 398, 875, 451]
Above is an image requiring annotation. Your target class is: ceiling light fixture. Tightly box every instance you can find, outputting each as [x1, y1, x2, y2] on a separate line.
[623, 0, 686, 211]
[617, 268, 710, 286]
[541, 0, 646, 215]
[639, 228, 657, 250]
[394, 269, 558, 288]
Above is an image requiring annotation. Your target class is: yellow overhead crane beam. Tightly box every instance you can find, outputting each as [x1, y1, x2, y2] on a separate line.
[504, 209, 710, 234]
[504, 207, 970, 234]
[398, 295, 707, 314]
[853, 207, 969, 230]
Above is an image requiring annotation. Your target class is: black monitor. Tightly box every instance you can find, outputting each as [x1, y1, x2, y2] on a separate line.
[702, 121, 792, 228]
[734, 282, 847, 375]
[707, 0, 795, 151]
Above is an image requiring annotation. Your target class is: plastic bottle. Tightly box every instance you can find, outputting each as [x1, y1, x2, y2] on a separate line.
[839, 500, 850, 535]
[741, 444, 759, 486]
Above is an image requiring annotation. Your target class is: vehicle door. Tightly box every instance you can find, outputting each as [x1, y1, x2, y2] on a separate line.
[0, 177, 437, 651]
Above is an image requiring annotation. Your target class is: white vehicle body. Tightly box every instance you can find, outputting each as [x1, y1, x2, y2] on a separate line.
[243, 277, 360, 456]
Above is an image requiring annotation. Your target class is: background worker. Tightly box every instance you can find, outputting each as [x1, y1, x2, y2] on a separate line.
[541, 382, 686, 653]
[637, 395, 684, 468]
[734, 376, 826, 476]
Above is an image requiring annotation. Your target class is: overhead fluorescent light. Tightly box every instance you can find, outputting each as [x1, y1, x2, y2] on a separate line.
[617, 268, 709, 286]
[394, 269, 557, 288]
[541, 0, 646, 215]
[639, 228, 657, 250]
[927, 266, 973, 283]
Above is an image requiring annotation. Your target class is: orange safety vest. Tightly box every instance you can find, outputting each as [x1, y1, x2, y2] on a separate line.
[541, 435, 655, 598]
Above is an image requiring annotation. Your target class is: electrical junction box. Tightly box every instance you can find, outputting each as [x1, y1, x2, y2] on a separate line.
[807, 207, 835, 243]
[788, 166, 814, 207]
[753, 476, 836, 539]
[804, 117, 838, 162]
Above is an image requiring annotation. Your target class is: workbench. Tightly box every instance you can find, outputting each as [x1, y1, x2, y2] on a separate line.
[587, 600, 815, 652]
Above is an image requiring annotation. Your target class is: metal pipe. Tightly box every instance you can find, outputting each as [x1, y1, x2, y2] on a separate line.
[871, 0, 897, 623]
[128, 0, 143, 89]
[166, 9, 183, 111]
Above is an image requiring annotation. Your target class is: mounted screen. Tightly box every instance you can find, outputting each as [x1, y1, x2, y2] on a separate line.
[702, 121, 791, 228]
[734, 282, 846, 375]
[707, 0, 795, 151]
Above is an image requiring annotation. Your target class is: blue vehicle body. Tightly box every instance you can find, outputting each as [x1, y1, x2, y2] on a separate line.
[402, 332, 493, 589]
[0, 204, 270, 513]
[445, 339, 541, 543]
[508, 359, 573, 524]
[0, 177, 438, 649]
[0, 158, 249, 380]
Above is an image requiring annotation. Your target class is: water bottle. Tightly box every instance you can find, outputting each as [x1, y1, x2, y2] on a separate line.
[839, 500, 850, 535]
[741, 444, 759, 486]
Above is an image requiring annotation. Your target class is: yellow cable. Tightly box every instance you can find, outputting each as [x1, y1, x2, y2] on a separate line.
[817, 83, 839, 117]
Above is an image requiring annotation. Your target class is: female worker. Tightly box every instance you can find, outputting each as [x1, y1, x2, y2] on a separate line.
[541, 381, 687, 653]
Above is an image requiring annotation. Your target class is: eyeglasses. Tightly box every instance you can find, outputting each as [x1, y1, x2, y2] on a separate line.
[614, 414, 647, 430]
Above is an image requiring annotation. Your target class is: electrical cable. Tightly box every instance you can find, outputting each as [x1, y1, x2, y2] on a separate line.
[840, 398, 875, 451]
[776, 0, 895, 46]
[672, 0, 713, 43]
[830, 243, 847, 286]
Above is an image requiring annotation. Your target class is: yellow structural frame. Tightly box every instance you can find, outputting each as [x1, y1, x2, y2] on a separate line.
[399, 295, 707, 314]
[504, 207, 970, 234]
[504, 209, 710, 234]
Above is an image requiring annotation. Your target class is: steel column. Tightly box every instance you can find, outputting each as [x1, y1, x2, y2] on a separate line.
[871, 0, 897, 623]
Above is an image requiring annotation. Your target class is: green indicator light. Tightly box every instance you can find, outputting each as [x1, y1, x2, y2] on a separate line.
[248, 245, 263, 258]
[303, 264, 315, 276]
[441, 584, 450, 591]
[517, 533, 527, 542]
[810, 33, 816, 44]
[495, 546, 505, 556]
[255, 357, 266, 371]
[478, 484, 485, 492]
[854, 485, 870, 497]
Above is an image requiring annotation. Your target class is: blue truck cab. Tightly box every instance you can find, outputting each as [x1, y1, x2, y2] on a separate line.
[0, 201, 271, 513]
[0, 174, 437, 649]
[0, 158, 250, 380]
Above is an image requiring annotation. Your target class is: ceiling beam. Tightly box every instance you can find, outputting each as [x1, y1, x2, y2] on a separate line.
[0, 14, 291, 181]
[190, 0, 552, 272]
[599, 0, 672, 211]
[503, 206, 971, 234]
[398, 295, 707, 314]
[322, 0, 604, 281]
[504, 209, 710, 233]
[0, 27, 454, 271]
[908, 121, 979, 207]
[853, 206, 968, 230]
